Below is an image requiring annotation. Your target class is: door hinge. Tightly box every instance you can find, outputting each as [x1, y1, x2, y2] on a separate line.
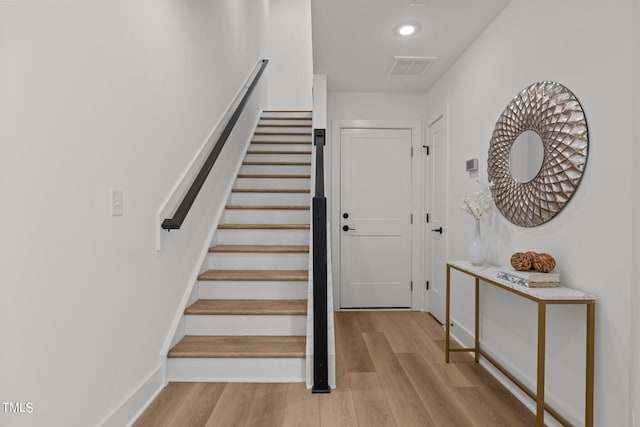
[410, 146, 414, 157]
[426, 281, 430, 290]
[426, 213, 430, 223]
[410, 281, 413, 291]
[410, 213, 413, 224]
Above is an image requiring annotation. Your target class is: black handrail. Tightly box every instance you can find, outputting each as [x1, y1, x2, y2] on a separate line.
[161, 59, 269, 230]
[312, 129, 330, 393]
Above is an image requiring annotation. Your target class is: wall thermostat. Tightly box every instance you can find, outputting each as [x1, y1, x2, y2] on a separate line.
[465, 158, 479, 172]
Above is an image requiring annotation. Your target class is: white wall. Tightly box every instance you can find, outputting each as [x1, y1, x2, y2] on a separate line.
[424, 0, 632, 425]
[0, 1, 269, 426]
[266, 0, 314, 109]
[631, 0, 640, 425]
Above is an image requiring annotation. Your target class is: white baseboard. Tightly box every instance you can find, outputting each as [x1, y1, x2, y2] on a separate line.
[100, 362, 165, 427]
[449, 316, 581, 427]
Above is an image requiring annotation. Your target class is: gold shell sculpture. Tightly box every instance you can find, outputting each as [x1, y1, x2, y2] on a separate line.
[510, 252, 533, 271]
[533, 253, 556, 273]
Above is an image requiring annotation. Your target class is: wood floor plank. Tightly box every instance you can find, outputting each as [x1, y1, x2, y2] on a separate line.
[319, 390, 358, 427]
[165, 383, 226, 427]
[397, 352, 474, 427]
[185, 299, 307, 315]
[133, 383, 194, 426]
[244, 383, 289, 427]
[335, 312, 376, 373]
[349, 373, 397, 427]
[449, 386, 518, 427]
[362, 332, 436, 426]
[281, 382, 321, 427]
[333, 313, 351, 389]
[204, 383, 254, 427]
[454, 359, 536, 426]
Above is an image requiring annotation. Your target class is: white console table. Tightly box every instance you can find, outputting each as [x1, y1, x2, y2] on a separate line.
[446, 261, 595, 427]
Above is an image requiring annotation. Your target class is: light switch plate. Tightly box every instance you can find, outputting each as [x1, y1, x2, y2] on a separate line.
[111, 190, 123, 216]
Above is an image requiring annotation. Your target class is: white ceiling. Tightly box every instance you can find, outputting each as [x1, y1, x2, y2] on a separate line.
[311, 0, 511, 93]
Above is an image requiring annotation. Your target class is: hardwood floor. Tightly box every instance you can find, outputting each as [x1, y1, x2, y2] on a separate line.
[135, 311, 535, 426]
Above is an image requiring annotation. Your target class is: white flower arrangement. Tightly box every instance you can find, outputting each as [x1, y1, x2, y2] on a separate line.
[461, 180, 494, 220]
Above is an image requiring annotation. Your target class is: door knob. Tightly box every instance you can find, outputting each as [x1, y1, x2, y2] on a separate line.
[343, 225, 356, 232]
[431, 227, 443, 234]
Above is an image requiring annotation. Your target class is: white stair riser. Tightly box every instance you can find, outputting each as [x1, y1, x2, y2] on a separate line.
[262, 111, 311, 119]
[234, 177, 310, 189]
[167, 358, 305, 382]
[223, 209, 309, 224]
[208, 252, 308, 270]
[229, 192, 310, 205]
[198, 281, 308, 300]
[259, 120, 312, 126]
[255, 126, 311, 133]
[184, 315, 306, 336]
[240, 164, 311, 175]
[248, 143, 311, 152]
[215, 229, 309, 245]
[252, 134, 312, 142]
[245, 153, 311, 163]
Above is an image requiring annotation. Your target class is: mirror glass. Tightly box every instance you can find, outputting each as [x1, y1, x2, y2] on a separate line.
[509, 130, 544, 183]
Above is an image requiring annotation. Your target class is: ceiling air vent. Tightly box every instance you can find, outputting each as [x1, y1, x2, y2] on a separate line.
[388, 56, 437, 77]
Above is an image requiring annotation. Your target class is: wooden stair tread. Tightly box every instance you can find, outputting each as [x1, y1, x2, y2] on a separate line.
[218, 223, 310, 230]
[263, 109, 312, 112]
[237, 174, 310, 179]
[232, 188, 310, 193]
[225, 205, 309, 210]
[254, 132, 312, 136]
[185, 299, 307, 315]
[198, 269, 308, 281]
[242, 161, 311, 166]
[209, 244, 309, 253]
[251, 140, 312, 145]
[257, 124, 311, 128]
[260, 117, 312, 121]
[168, 336, 306, 358]
[247, 150, 312, 155]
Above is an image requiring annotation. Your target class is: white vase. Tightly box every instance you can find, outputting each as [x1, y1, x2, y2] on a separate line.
[468, 219, 487, 266]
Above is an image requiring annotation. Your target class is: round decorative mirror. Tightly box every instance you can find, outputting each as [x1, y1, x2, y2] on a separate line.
[509, 130, 544, 183]
[488, 81, 589, 227]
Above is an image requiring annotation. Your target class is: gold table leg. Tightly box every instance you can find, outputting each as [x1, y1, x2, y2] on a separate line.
[445, 264, 451, 363]
[536, 302, 547, 427]
[586, 302, 595, 427]
[475, 277, 480, 362]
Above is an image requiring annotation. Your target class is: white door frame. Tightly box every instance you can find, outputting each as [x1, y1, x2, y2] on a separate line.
[330, 120, 423, 311]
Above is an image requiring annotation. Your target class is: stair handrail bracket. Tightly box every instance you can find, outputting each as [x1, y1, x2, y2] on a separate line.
[161, 59, 269, 231]
[311, 128, 330, 393]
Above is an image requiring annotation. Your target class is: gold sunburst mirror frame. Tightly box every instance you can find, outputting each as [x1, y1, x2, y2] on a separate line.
[488, 81, 589, 227]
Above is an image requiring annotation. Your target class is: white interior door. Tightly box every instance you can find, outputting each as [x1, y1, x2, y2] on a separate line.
[426, 117, 447, 323]
[340, 128, 412, 308]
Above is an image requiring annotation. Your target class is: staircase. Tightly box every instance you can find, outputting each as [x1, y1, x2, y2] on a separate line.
[167, 110, 313, 382]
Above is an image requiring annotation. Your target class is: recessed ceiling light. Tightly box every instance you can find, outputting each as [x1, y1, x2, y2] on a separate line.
[394, 22, 422, 37]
